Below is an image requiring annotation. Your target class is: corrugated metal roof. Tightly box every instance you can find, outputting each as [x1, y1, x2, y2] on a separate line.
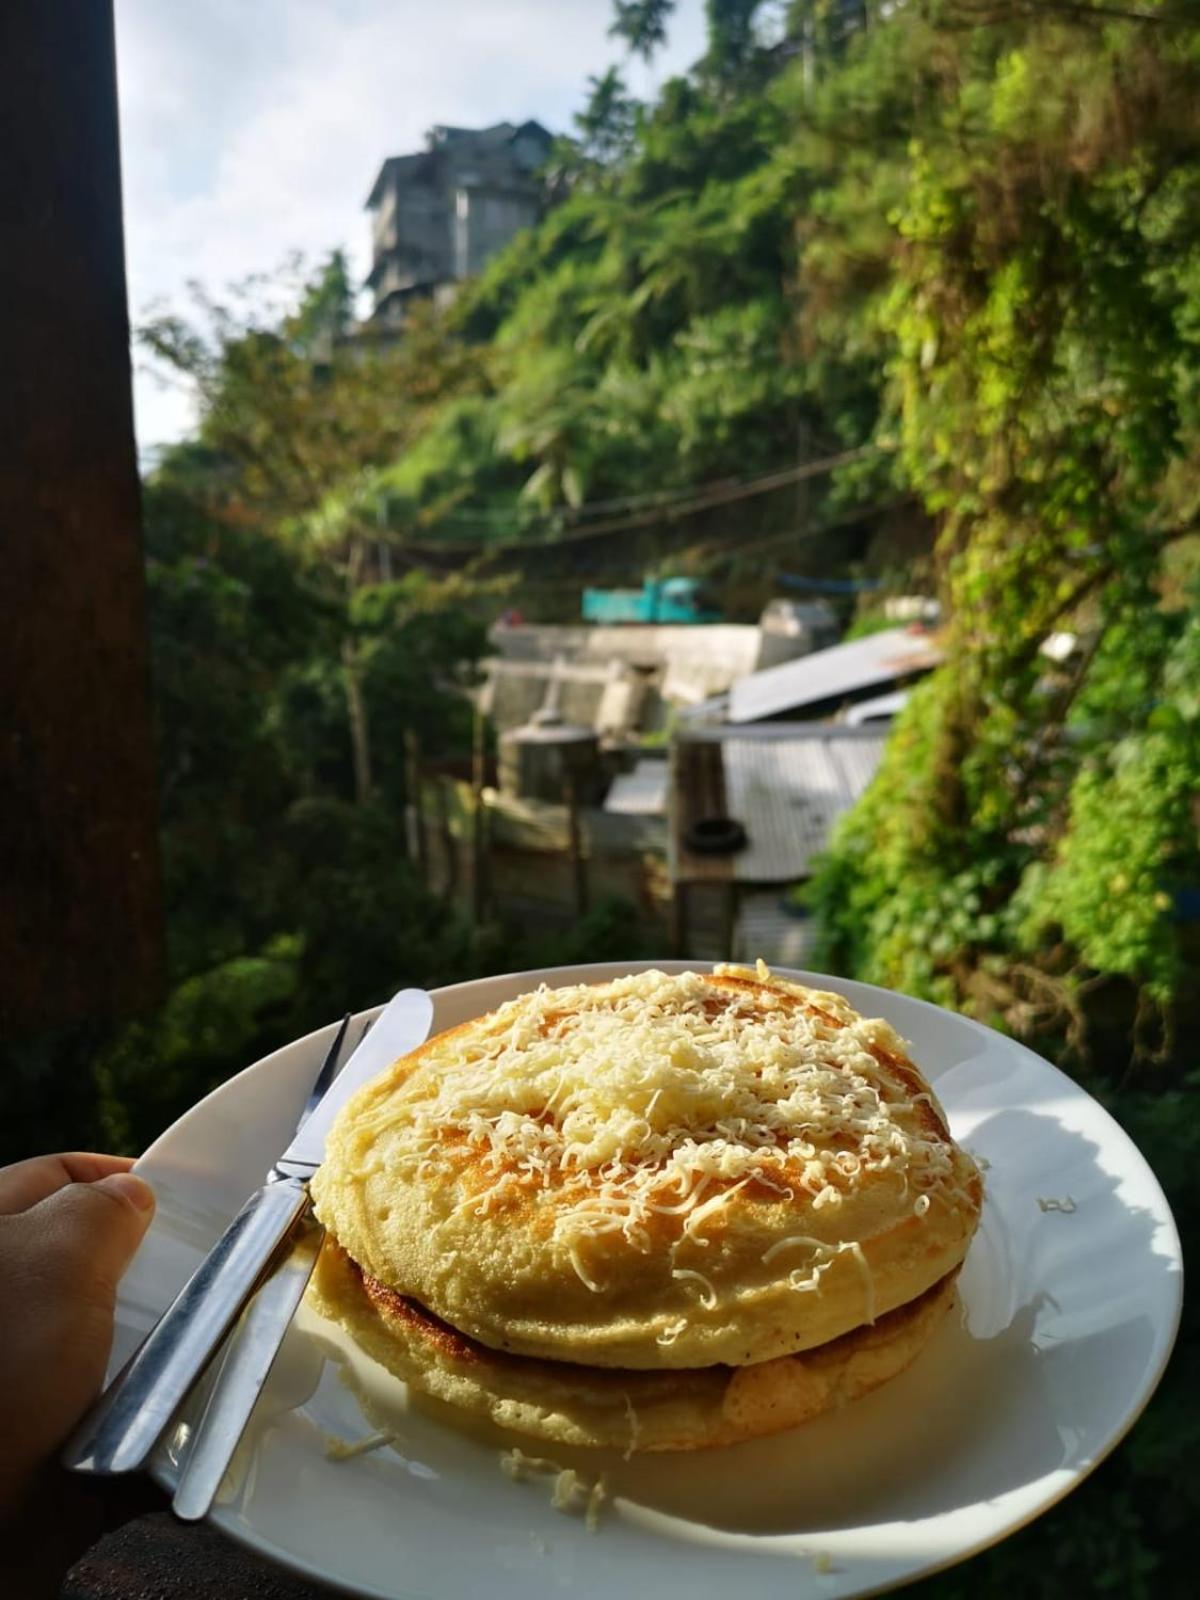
[672, 727, 888, 884]
[728, 626, 940, 723]
[843, 689, 909, 727]
[827, 731, 890, 797]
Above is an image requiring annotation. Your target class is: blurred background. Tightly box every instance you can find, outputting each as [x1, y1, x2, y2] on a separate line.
[2, 3, 1197, 1593]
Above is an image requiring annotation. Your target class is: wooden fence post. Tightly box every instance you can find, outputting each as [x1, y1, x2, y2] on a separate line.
[564, 771, 588, 921]
[471, 703, 488, 924]
[404, 729, 428, 887]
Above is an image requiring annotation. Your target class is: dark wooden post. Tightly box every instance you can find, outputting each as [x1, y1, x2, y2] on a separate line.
[670, 881, 688, 959]
[722, 882, 739, 962]
[404, 729, 428, 886]
[471, 701, 488, 924]
[564, 771, 589, 921]
[434, 775, 457, 898]
[0, 0, 164, 1034]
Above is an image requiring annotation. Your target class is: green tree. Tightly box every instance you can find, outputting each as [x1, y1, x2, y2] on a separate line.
[610, 1, 676, 62]
[573, 67, 640, 167]
[142, 262, 479, 802]
[289, 248, 355, 352]
[704, 0, 766, 79]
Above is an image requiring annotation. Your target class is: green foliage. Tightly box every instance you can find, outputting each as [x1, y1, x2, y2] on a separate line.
[703, 1, 766, 80]
[353, 572, 490, 794]
[809, 7, 1200, 1054]
[141, 265, 474, 528]
[142, 469, 335, 975]
[1017, 611, 1200, 1002]
[610, 2, 676, 64]
[573, 67, 640, 168]
[501, 896, 657, 972]
[94, 940, 302, 1153]
[788, 24, 1200, 1585]
[0, 258, 508, 1165]
[288, 249, 355, 349]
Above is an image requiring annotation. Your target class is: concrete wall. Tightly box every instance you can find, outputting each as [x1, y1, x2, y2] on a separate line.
[388, 179, 453, 287]
[457, 188, 540, 277]
[481, 657, 645, 736]
[370, 130, 546, 309]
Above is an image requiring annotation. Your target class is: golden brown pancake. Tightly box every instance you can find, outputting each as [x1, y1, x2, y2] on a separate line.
[310, 967, 981, 1374]
[309, 1240, 960, 1451]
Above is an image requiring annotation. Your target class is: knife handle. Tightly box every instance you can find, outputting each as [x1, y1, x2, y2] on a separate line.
[63, 1175, 311, 1476]
[172, 1212, 324, 1521]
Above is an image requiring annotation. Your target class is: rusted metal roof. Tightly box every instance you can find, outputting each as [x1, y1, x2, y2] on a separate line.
[670, 726, 888, 885]
[728, 626, 940, 723]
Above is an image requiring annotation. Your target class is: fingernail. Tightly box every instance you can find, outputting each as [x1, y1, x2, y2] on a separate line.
[98, 1172, 155, 1211]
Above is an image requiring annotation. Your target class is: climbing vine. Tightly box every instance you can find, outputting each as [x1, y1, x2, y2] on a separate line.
[808, 12, 1200, 1065]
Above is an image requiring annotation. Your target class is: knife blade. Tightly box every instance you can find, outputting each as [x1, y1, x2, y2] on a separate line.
[63, 987, 434, 1476]
[277, 988, 431, 1175]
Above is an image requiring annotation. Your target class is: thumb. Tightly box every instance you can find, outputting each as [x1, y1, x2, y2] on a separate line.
[32, 1172, 156, 1296]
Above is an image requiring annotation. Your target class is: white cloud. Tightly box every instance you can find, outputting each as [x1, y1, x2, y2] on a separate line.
[114, 0, 709, 454]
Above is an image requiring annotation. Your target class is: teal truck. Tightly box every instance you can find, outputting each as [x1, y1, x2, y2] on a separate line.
[581, 575, 722, 624]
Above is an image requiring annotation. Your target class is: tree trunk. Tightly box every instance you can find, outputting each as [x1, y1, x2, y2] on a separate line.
[342, 638, 373, 805]
[341, 537, 373, 806]
[565, 771, 588, 920]
[405, 728, 428, 885]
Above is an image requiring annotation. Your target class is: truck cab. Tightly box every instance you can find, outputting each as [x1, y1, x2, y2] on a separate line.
[581, 575, 722, 625]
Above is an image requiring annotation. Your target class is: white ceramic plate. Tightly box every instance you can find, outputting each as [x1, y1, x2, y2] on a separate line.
[112, 963, 1182, 1599]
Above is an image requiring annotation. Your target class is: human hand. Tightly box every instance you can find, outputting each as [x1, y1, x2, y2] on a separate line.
[0, 1153, 155, 1515]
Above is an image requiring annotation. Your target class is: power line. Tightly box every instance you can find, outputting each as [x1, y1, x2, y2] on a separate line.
[402, 444, 882, 556]
[423, 441, 851, 525]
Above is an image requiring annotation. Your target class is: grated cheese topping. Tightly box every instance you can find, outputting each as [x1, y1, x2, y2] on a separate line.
[500, 1448, 608, 1530]
[323, 1429, 395, 1462]
[349, 966, 962, 1302]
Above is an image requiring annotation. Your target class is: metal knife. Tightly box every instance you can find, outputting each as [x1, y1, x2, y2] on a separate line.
[64, 987, 434, 1477]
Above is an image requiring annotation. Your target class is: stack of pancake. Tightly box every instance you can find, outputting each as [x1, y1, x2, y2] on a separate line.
[308, 966, 982, 1452]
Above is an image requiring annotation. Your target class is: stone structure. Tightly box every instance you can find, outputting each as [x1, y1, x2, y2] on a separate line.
[365, 121, 553, 323]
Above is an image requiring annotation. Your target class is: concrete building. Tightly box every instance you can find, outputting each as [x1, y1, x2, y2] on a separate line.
[365, 121, 553, 323]
[487, 618, 825, 729]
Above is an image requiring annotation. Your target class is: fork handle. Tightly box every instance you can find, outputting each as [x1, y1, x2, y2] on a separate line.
[62, 1175, 310, 1475]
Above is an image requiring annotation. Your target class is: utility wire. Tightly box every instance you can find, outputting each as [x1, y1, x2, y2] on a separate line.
[400, 444, 882, 556]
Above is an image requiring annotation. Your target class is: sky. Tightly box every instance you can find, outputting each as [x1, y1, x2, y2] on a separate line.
[114, 0, 709, 456]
